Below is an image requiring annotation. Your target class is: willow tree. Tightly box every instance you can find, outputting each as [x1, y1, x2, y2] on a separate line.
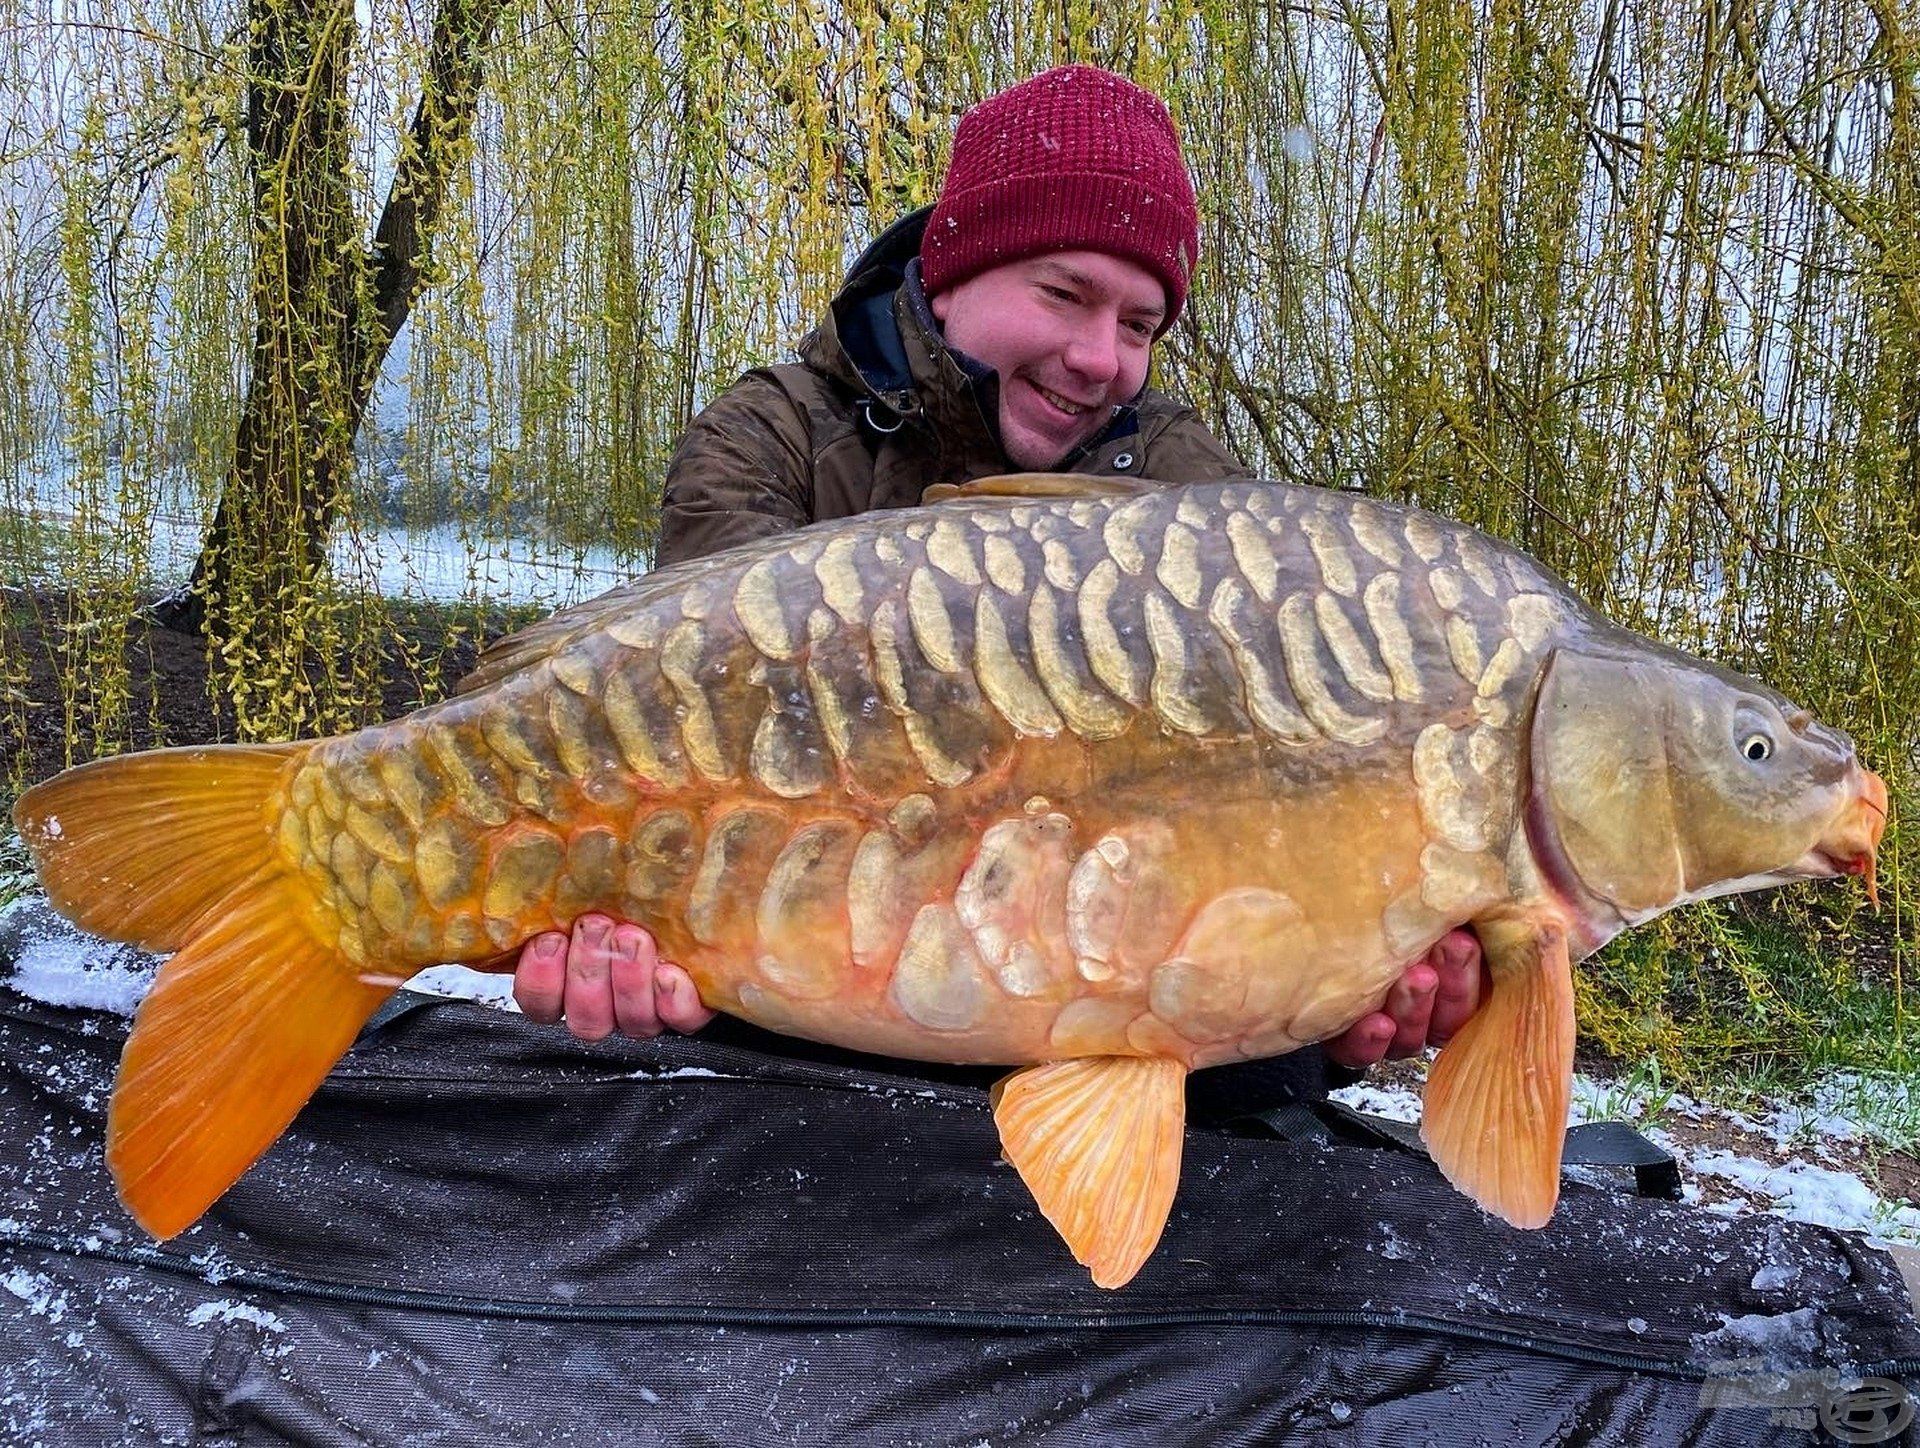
[148, 0, 504, 648]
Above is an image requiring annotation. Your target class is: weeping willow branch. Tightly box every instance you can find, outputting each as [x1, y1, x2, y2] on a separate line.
[152, 0, 506, 730]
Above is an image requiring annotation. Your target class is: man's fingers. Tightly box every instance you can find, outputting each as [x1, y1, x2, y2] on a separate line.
[561, 914, 617, 1041]
[513, 933, 568, 1024]
[1383, 962, 1438, 1059]
[519, 915, 712, 1042]
[1427, 928, 1485, 1047]
[1325, 1012, 1395, 1070]
[610, 925, 665, 1039]
[656, 964, 717, 1034]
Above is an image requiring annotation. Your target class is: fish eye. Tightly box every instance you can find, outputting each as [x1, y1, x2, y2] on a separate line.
[1740, 733, 1774, 763]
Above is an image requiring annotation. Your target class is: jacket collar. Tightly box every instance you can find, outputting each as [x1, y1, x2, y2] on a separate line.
[798, 207, 1142, 467]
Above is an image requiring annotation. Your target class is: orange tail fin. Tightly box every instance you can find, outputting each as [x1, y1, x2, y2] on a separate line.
[13, 746, 393, 1238]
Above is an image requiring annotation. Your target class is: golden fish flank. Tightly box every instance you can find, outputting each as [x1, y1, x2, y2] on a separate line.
[927, 517, 983, 585]
[1174, 492, 1212, 531]
[847, 794, 949, 968]
[623, 808, 696, 913]
[1429, 567, 1468, 614]
[955, 812, 1076, 998]
[1041, 537, 1081, 591]
[974, 590, 1064, 737]
[1347, 500, 1405, 568]
[660, 621, 731, 781]
[1144, 590, 1217, 736]
[1154, 522, 1205, 609]
[814, 535, 868, 625]
[983, 534, 1027, 594]
[1078, 558, 1147, 706]
[869, 602, 976, 788]
[13, 472, 1889, 1289]
[1225, 510, 1279, 602]
[892, 902, 992, 1031]
[1361, 574, 1423, 701]
[1028, 584, 1133, 740]
[1103, 496, 1155, 575]
[1313, 593, 1395, 703]
[1404, 511, 1447, 562]
[747, 661, 827, 800]
[756, 819, 859, 1000]
[1454, 533, 1505, 598]
[734, 556, 798, 659]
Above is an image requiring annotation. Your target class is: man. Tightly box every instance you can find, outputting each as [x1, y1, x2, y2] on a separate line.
[512, 65, 1483, 1104]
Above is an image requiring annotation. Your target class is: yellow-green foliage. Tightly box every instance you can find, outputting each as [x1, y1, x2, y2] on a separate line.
[1, 0, 1915, 1073]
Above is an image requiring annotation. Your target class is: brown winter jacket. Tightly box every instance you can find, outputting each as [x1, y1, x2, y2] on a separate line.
[657, 208, 1245, 567]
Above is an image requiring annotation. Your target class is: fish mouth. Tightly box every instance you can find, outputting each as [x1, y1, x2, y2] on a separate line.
[1790, 767, 1888, 907]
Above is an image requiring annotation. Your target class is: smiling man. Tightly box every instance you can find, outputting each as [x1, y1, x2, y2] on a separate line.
[513, 65, 1484, 1103]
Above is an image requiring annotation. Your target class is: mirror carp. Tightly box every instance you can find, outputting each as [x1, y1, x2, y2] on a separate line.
[14, 474, 1887, 1287]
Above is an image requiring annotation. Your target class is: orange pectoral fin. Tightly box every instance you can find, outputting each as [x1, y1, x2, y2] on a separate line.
[991, 1056, 1187, 1289]
[1419, 916, 1575, 1230]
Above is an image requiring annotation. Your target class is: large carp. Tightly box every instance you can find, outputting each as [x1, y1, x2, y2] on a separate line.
[14, 474, 1886, 1287]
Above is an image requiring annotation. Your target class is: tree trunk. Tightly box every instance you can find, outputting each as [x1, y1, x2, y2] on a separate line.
[151, 0, 507, 638]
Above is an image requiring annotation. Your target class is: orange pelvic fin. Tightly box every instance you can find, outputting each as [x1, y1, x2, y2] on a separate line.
[13, 744, 394, 1238]
[991, 1056, 1187, 1289]
[1419, 916, 1574, 1230]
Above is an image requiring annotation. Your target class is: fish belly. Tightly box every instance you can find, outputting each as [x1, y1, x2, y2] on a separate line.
[659, 773, 1459, 1071]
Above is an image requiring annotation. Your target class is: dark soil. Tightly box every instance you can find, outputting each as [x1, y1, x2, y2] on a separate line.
[3, 587, 533, 795]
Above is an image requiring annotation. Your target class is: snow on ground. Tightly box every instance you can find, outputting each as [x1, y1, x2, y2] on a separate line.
[1334, 1067, 1920, 1248]
[5, 874, 1917, 1249]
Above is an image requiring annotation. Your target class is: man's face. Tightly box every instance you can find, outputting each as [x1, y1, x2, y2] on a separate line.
[930, 250, 1166, 470]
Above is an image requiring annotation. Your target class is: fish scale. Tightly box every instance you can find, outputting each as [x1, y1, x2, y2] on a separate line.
[15, 472, 1885, 1287]
[274, 482, 1557, 1074]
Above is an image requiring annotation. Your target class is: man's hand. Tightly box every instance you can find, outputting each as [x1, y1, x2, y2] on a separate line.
[513, 914, 716, 1041]
[1324, 928, 1485, 1070]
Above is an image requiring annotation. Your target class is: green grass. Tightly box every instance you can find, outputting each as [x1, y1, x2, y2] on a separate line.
[1576, 891, 1914, 1094]
[0, 826, 30, 913]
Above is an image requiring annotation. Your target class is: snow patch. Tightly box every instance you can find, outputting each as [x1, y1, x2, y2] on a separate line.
[4, 901, 156, 1016]
[1695, 1306, 1821, 1365]
[405, 965, 518, 1010]
[1328, 1082, 1421, 1123]
[187, 1300, 286, 1333]
[2, 1268, 69, 1323]
[1677, 1145, 1920, 1241]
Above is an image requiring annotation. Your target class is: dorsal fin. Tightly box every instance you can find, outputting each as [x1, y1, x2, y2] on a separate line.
[924, 472, 1163, 504]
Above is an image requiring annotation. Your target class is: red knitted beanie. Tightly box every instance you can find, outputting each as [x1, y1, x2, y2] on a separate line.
[919, 65, 1200, 328]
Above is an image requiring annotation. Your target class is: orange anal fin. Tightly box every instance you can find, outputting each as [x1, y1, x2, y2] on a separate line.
[991, 1056, 1187, 1289]
[1419, 916, 1574, 1230]
[108, 881, 392, 1239]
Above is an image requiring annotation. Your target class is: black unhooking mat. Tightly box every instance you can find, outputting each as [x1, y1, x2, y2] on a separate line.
[1, 956, 1916, 1442]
